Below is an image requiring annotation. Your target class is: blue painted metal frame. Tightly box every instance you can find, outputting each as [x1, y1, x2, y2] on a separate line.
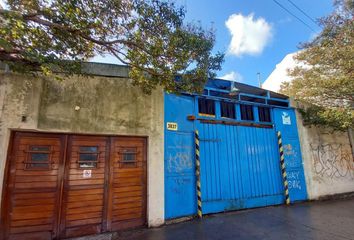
[164, 93, 197, 219]
[273, 109, 308, 202]
[164, 79, 308, 219]
[202, 86, 289, 108]
[195, 95, 275, 126]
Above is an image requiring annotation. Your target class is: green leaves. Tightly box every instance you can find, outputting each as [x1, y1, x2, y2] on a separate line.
[0, 0, 223, 94]
[281, 0, 354, 131]
[298, 106, 354, 130]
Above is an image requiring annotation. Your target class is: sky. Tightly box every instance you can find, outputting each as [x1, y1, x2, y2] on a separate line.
[94, 0, 333, 87]
[178, 0, 334, 86]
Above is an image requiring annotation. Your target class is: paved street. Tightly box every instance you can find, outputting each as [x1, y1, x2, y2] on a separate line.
[74, 197, 354, 240]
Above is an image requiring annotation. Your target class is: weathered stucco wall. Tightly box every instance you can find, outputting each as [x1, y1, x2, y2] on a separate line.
[295, 109, 354, 199]
[0, 73, 42, 204]
[0, 66, 164, 226]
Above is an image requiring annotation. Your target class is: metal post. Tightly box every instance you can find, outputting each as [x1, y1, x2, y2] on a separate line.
[277, 131, 290, 205]
[195, 130, 202, 218]
[257, 72, 262, 88]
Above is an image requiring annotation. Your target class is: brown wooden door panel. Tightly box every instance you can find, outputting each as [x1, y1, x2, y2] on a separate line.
[2, 132, 64, 240]
[109, 137, 147, 231]
[15, 175, 58, 182]
[115, 190, 142, 198]
[60, 136, 108, 239]
[10, 218, 53, 227]
[113, 185, 143, 193]
[66, 188, 104, 196]
[2, 133, 147, 239]
[66, 199, 104, 209]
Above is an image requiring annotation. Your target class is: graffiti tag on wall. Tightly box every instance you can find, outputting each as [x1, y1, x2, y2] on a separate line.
[310, 143, 354, 179]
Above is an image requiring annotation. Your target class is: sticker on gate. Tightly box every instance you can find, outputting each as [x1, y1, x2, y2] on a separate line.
[83, 169, 92, 178]
[282, 112, 291, 125]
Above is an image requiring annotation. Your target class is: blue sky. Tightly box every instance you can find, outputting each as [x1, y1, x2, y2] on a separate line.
[94, 0, 334, 87]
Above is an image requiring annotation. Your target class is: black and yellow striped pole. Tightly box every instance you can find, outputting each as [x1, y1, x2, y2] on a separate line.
[277, 131, 290, 205]
[195, 130, 202, 218]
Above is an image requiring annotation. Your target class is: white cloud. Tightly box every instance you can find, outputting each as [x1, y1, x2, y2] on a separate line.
[225, 13, 272, 57]
[263, 52, 305, 92]
[219, 71, 243, 82]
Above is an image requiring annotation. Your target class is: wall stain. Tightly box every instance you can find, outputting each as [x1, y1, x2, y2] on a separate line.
[38, 76, 154, 132]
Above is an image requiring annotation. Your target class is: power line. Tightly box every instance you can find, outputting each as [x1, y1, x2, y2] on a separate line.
[286, 0, 318, 26]
[272, 0, 316, 32]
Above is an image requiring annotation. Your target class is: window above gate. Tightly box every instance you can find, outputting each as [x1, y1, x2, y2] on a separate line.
[221, 101, 235, 119]
[240, 104, 254, 121]
[78, 146, 99, 168]
[258, 106, 271, 122]
[198, 98, 215, 117]
[194, 96, 275, 126]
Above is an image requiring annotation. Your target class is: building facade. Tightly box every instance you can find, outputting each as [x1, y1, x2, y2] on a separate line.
[0, 63, 353, 239]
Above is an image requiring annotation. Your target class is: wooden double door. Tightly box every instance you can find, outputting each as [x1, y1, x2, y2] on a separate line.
[1, 132, 147, 240]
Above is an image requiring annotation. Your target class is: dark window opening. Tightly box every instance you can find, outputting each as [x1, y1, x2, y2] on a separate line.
[258, 107, 271, 122]
[78, 146, 99, 168]
[221, 101, 235, 119]
[25, 146, 51, 169]
[240, 104, 254, 121]
[267, 100, 289, 107]
[240, 95, 266, 104]
[210, 90, 238, 100]
[119, 148, 138, 168]
[198, 98, 215, 116]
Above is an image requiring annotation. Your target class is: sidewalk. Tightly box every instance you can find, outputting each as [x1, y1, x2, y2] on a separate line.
[71, 197, 354, 240]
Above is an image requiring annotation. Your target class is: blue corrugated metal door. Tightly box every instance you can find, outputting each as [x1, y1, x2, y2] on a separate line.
[164, 93, 197, 219]
[198, 122, 284, 214]
[273, 108, 308, 202]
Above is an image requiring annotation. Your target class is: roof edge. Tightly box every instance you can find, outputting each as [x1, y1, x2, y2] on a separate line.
[0, 61, 130, 78]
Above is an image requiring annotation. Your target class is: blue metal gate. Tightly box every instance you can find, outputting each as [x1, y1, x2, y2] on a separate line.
[197, 122, 284, 214]
[273, 108, 308, 202]
[164, 79, 308, 219]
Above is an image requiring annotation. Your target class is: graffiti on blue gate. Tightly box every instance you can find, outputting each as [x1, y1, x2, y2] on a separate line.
[166, 145, 193, 173]
[310, 143, 354, 179]
[283, 143, 301, 168]
[284, 144, 298, 158]
[170, 178, 192, 194]
[287, 170, 302, 190]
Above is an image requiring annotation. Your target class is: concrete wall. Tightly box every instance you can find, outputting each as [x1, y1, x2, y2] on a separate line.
[0, 64, 164, 226]
[295, 109, 354, 199]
